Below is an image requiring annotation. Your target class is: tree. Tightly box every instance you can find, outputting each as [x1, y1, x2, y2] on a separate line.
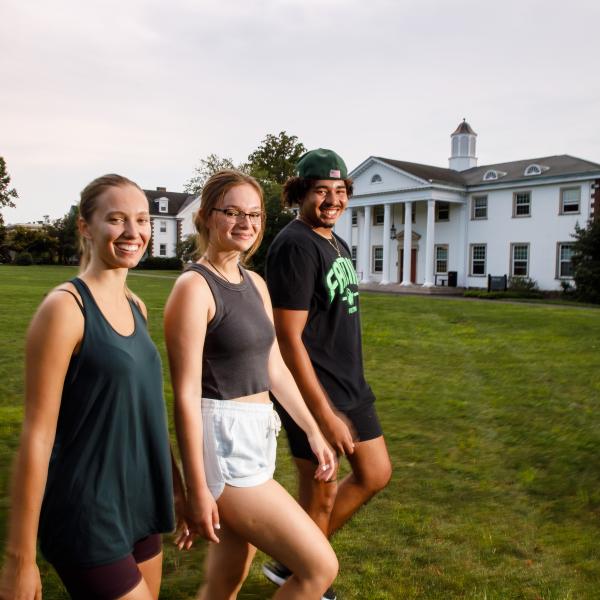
[572, 218, 600, 303]
[50, 205, 79, 264]
[5, 226, 59, 264]
[183, 154, 239, 195]
[176, 234, 198, 263]
[0, 156, 18, 227]
[247, 131, 306, 185]
[248, 180, 295, 276]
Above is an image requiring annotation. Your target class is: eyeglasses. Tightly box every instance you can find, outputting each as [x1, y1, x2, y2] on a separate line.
[211, 208, 263, 223]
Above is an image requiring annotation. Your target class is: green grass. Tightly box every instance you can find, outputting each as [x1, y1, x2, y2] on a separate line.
[1, 265, 600, 599]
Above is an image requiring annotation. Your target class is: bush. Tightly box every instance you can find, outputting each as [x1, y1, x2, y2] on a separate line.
[14, 251, 33, 265]
[507, 276, 539, 292]
[136, 256, 182, 270]
[572, 219, 600, 304]
[464, 289, 544, 300]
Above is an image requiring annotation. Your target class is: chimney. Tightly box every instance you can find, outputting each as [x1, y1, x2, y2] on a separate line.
[156, 186, 167, 192]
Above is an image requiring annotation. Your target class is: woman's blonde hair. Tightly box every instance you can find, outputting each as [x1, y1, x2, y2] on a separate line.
[193, 170, 265, 264]
[78, 174, 143, 271]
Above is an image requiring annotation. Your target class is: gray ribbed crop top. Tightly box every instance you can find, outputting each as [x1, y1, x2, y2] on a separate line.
[186, 263, 275, 400]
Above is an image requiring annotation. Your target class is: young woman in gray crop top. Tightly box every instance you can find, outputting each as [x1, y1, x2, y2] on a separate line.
[0, 175, 184, 600]
[165, 170, 338, 599]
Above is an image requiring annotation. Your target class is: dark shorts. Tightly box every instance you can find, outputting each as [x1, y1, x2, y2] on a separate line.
[52, 534, 162, 600]
[273, 397, 383, 462]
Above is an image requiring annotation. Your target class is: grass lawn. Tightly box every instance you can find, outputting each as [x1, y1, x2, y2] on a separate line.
[1, 265, 600, 599]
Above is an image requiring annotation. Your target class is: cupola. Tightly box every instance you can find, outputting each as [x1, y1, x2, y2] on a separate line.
[449, 119, 478, 171]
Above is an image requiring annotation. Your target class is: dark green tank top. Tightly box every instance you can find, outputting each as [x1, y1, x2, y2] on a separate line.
[38, 278, 174, 568]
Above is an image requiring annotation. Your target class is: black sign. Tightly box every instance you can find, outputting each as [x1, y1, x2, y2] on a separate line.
[488, 274, 507, 292]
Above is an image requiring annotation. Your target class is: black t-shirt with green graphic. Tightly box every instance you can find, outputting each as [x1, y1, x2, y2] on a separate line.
[266, 219, 375, 411]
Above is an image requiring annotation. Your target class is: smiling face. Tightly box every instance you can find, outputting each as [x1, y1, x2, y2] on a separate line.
[207, 183, 263, 254]
[298, 179, 348, 232]
[79, 184, 151, 270]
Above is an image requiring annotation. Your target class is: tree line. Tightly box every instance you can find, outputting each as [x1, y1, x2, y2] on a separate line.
[1, 137, 599, 303]
[0, 132, 303, 272]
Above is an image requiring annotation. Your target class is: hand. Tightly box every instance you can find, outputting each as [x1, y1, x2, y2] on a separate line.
[172, 475, 188, 548]
[0, 555, 42, 600]
[181, 489, 221, 547]
[318, 412, 355, 456]
[307, 432, 338, 482]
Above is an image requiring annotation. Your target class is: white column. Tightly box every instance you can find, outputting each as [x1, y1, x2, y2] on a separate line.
[361, 206, 372, 283]
[345, 209, 353, 250]
[400, 201, 413, 286]
[356, 208, 367, 281]
[380, 203, 391, 284]
[423, 200, 435, 288]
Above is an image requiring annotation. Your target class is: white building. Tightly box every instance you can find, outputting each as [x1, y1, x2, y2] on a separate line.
[144, 187, 200, 258]
[337, 121, 600, 291]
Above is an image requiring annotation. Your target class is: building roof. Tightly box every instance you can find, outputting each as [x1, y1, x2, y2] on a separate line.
[460, 155, 600, 186]
[372, 154, 600, 188]
[143, 187, 197, 217]
[452, 119, 476, 136]
[374, 157, 466, 186]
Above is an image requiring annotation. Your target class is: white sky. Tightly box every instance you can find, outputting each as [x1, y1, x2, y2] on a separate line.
[2, 0, 599, 223]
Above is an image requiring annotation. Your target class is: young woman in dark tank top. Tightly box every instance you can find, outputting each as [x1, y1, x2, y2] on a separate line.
[165, 170, 338, 599]
[0, 175, 184, 600]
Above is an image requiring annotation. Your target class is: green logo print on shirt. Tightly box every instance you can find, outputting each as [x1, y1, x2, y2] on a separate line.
[325, 257, 359, 314]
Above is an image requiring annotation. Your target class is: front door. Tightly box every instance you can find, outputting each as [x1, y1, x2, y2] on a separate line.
[399, 249, 417, 283]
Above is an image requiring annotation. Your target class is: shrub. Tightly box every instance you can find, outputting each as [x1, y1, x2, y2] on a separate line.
[14, 251, 33, 265]
[507, 276, 539, 292]
[136, 256, 182, 270]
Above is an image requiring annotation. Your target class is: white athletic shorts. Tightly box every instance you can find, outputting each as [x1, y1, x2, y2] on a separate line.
[202, 398, 281, 499]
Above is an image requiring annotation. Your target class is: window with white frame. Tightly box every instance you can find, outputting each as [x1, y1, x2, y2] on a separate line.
[371, 174, 382, 184]
[524, 164, 542, 176]
[159, 200, 168, 213]
[471, 195, 488, 220]
[470, 244, 486, 276]
[159, 220, 167, 233]
[560, 187, 580, 215]
[351, 246, 357, 269]
[511, 243, 529, 277]
[435, 245, 448, 274]
[373, 205, 384, 226]
[483, 170, 498, 181]
[436, 202, 450, 221]
[513, 192, 531, 217]
[351, 209, 357, 226]
[372, 246, 383, 273]
[557, 243, 575, 278]
[159, 244, 167, 256]
[401, 204, 416, 224]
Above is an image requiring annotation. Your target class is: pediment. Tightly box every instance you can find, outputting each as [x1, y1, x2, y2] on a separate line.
[351, 157, 429, 196]
[394, 230, 421, 242]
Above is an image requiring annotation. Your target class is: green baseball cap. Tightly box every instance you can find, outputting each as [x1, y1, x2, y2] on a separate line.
[296, 148, 348, 180]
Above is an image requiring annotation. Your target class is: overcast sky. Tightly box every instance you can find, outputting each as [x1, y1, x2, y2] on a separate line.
[2, 0, 599, 223]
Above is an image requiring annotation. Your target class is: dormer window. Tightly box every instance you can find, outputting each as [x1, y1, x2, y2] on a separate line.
[524, 164, 542, 176]
[158, 199, 168, 213]
[371, 174, 382, 184]
[483, 170, 498, 181]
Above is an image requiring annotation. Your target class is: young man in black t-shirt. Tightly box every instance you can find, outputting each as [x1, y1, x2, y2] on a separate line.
[264, 149, 392, 597]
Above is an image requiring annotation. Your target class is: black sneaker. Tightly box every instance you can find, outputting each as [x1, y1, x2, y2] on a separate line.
[262, 561, 292, 586]
[262, 561, 337, 600]
[323, 586, 337, 600]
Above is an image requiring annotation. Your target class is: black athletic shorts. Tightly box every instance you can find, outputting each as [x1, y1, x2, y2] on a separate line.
[273, 396, 383, 462]
[52, 534, 162, 600]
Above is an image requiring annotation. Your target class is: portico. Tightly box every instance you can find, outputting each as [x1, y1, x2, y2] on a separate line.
[338, 193, 466, 288]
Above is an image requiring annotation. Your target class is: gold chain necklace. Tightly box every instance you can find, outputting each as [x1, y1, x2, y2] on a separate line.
[325, 234, 341, 258]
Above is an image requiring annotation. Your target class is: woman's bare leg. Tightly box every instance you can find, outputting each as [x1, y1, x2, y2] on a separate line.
[217, 480, 337, 600]
[198, 523, 257, 600]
